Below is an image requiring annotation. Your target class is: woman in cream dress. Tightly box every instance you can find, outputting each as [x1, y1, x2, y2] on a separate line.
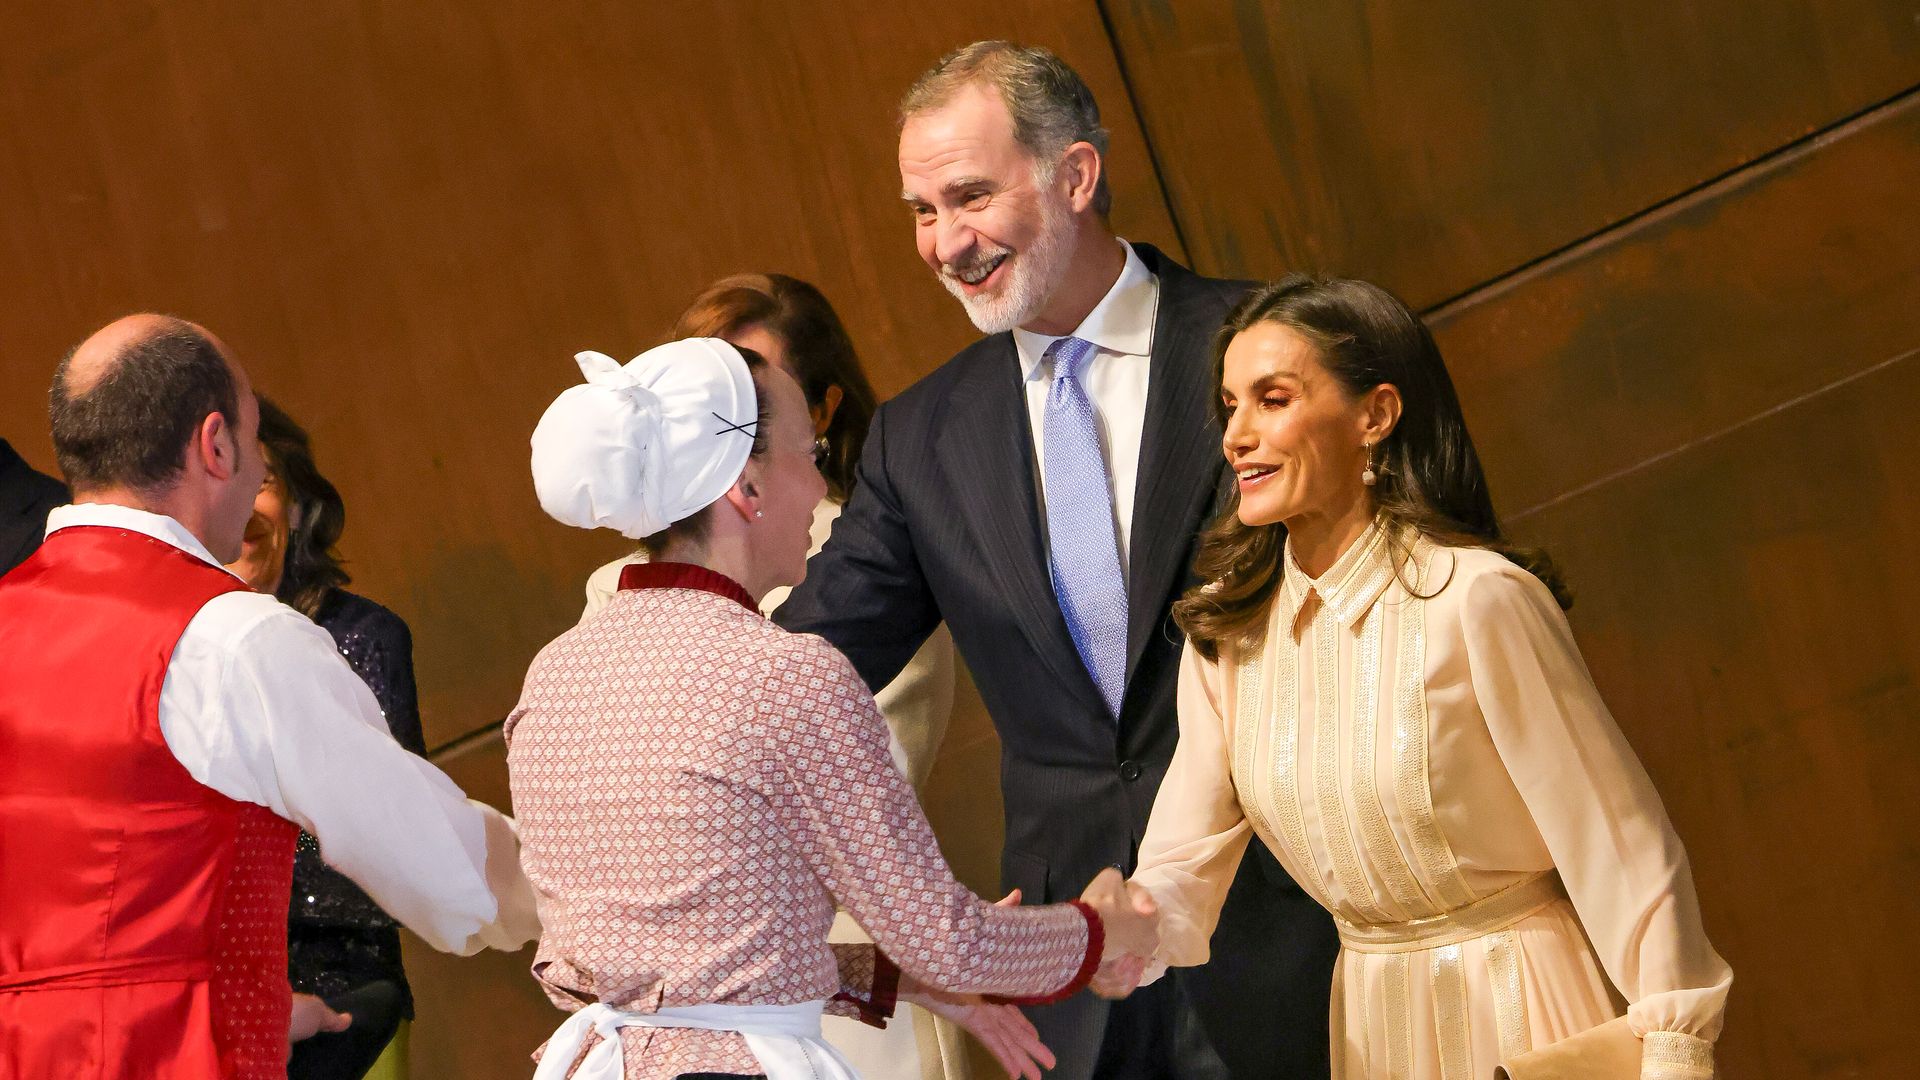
[1125, 277, 1731, 1080]
[580, 275, 964, 1079]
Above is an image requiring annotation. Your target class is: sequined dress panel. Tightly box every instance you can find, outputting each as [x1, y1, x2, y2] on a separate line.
[1132, 527, 1732, 1080]
[286, 589, 425, 1013]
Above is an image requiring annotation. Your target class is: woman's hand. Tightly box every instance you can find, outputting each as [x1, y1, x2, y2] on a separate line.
[910, 989, 1056, 1080]
[892, 889, 1057, 1078]
[288, 992, 351, 1043]
[1078, 869, 1158, 999]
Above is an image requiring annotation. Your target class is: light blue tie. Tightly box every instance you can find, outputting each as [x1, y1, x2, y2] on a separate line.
[1042, 336, 1129, 719]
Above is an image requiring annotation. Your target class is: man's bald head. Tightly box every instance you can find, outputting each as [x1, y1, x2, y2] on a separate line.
[50, 314, 246, 493]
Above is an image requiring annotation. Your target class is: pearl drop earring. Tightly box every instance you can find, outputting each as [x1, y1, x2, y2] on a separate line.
[1361, 442, 1378, 487]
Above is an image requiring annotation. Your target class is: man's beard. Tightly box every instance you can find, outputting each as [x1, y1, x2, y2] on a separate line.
[938, 192, 1074, 335]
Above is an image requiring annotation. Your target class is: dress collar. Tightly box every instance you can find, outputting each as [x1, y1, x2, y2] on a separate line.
[1012, 238, 1159, 382]
[45, 502, 241, 580]
[617, 560, 758, 613]
[1277, 518, 1402, 637]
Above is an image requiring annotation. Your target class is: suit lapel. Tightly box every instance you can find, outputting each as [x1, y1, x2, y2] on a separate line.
[1126, 248, 1233, 681]
[936, 338, 1108, 713]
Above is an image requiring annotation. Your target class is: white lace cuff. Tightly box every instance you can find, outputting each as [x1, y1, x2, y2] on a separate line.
[1641, 1030, 1714, 1080]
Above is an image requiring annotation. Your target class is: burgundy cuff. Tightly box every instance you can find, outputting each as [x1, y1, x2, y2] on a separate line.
[868, 952, 900, 1023]
[985, 900, 1104, 1006]
[831, 951, 900, 1029]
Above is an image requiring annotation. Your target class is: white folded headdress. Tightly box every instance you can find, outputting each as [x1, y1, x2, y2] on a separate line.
[530, 338, 758, 539]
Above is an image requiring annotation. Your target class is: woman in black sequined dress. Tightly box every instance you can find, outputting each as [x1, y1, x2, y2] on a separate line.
[228, 397, 424, 1080]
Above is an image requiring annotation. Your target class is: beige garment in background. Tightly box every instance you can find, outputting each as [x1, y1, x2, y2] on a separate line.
[580, 498, 966, 1080]
[1133, 523, 1731, 1080]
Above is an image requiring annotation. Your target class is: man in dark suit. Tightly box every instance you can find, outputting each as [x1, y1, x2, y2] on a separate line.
[775, 42, 1338, 1080]
[1, 438, 69, 577]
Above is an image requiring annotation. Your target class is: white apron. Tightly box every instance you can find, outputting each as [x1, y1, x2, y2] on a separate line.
[531, 1000, 862, 1080]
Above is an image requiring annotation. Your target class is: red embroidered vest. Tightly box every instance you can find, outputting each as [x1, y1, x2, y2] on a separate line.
[0, 525, 300, 1079]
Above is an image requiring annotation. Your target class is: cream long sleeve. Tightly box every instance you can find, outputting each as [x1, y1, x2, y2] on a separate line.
[1132, 644, 1253, 970]
[1459, 563, 1732, 1046]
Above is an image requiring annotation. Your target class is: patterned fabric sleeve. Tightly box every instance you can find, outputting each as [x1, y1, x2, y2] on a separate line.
[759, 634, 1098, 1003]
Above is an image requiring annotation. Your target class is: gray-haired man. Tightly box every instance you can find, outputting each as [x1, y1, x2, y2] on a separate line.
[777, 41, 1338, 1079]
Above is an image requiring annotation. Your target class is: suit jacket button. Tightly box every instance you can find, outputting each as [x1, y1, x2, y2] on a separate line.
[1120, 759, 1142, 782]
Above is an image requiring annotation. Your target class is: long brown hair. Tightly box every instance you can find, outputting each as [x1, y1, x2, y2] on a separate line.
[256, 396, 350, 619]
[1173, 275, 1569, 660]
[670, 274, 878, 502]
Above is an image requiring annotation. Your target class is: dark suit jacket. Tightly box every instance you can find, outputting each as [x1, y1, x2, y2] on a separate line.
[0, 440, 68, 579]
[776, 245, 1337, 1078]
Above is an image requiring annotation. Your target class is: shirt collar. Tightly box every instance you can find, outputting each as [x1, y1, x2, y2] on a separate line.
[617, 560, 758, 614]
[45, 502, 241, 579]
[1277, 517, 1403, 637]
[1012, 238, 1159, 381]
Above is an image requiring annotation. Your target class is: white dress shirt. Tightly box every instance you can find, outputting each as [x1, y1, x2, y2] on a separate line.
[45, 502, 540, 956]
[1012, 238, 1160, 575]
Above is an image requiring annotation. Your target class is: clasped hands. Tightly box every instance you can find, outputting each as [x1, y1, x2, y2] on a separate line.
[1078, 867, 1158, 1000]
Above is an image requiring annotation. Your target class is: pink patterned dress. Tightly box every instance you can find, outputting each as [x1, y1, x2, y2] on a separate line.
[506, 563, 1099, 1079]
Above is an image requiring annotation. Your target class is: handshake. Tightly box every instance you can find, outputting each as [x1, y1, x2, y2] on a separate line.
[897, 874, 1159, 1079]
[1078, 867, 1158, 999]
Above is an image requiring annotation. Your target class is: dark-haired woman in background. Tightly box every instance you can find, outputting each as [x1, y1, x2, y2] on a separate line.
[580, 274, 965, 1080]
[226, 397, 422, 1080]
[1122, 277, 1731, 1079]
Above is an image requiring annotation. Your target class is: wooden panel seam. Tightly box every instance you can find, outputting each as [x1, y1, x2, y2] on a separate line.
[1509, 346, 1920, 524]
[429, 720, 504, 764]
[1426, 81, 1920, 322]
[1094, 0, 1193, 267]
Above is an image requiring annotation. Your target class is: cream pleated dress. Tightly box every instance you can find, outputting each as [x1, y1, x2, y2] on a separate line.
[1132, 522, 1731, 1080]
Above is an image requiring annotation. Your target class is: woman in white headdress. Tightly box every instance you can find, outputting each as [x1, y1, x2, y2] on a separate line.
[509, 339, 1157, 1080]
[577, 274, 968, 1080]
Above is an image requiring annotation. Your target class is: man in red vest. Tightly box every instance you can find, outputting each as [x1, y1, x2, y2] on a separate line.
[0, 315, 539, 1078]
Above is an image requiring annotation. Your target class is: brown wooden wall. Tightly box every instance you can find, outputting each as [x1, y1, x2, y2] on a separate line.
[2, 3, 1913, 1077]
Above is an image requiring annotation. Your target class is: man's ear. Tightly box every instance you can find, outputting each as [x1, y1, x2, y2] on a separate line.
[197, 412, 238, 481]
[1060, 142, 1102, 214]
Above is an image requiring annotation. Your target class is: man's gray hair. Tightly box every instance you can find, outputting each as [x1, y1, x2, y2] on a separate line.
[901, 41, 1112, 217]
